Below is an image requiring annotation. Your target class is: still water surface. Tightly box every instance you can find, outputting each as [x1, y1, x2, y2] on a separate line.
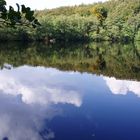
[0, 42, 140, 140]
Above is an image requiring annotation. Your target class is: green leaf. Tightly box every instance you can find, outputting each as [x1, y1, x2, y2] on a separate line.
[21, 5, 26, 13]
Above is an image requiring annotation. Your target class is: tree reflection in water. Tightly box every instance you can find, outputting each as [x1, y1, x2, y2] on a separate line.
[0, 42, 139, 80]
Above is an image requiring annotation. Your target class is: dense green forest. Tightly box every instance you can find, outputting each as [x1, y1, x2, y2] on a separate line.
[1, 0, 140, 42]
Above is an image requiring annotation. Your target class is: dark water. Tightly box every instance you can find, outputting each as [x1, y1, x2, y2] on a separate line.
[0, 42, 140, 140]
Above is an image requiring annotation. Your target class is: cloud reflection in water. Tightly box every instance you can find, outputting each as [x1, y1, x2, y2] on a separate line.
[104, 77, 140, 96]
[0, 65, 83, 140]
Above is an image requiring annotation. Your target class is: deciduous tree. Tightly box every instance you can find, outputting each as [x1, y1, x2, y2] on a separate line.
[0, 0, 40, 27]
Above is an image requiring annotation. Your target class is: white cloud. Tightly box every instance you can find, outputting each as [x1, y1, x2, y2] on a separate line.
[0, 65, 82, 107]
[6, 0, 107, 10]
[0, 92, 56, 140]
[104, 77, 140, 97]
[0, 65, 84, 140]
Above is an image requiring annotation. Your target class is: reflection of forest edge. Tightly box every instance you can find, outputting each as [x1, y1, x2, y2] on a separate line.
[0, 42, 140, 81]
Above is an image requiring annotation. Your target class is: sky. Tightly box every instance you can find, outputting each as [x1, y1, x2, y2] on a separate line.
[6, 0, 107, 10]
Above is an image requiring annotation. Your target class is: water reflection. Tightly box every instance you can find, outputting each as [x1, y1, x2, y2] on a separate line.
[0, 65, 140, 140]
[0, 65, 82, 107]
[0, 66, 83, 140]
[0, 91, 56, 140]
[104, 76, 140, 96]
[0, 42, 140, 80]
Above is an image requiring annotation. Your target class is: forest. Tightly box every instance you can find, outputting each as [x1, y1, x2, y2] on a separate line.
[1, 0, 140, 42]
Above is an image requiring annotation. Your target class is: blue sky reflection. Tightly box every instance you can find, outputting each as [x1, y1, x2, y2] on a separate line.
[0, 66, 83, 140]
[0, 65, 140, 140]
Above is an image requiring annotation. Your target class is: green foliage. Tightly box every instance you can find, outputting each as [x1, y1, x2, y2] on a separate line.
[0, 0, 40, 27]
[91, 5, 108, 26]
[37, 15, 97, 42]
[33, 0, 140, 42]
[1, 0, 140, 42]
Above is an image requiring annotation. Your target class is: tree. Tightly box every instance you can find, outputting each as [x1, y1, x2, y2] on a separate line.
[91, 5, 108, 34]
[91, 5, 108, 25]
[0, 0, 40, 27]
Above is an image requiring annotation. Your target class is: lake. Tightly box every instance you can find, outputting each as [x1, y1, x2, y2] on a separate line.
[0, 42, 140, 140]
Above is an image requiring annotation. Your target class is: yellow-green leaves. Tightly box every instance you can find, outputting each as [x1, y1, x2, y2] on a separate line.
[91, 5, 108, 25]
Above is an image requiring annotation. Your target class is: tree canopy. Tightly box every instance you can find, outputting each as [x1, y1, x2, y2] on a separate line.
[1, 0, 140, 42]
[34, 0, 140, 42]
[91, 5, 108, 26]
[0, 0, 40, 27]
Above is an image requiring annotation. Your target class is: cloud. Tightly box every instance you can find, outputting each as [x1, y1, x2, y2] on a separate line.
[0, 65, 83, 140]
[0, 92, 56, 140]
[104, 77, 140, 97]
[0, 65, 82, 107]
